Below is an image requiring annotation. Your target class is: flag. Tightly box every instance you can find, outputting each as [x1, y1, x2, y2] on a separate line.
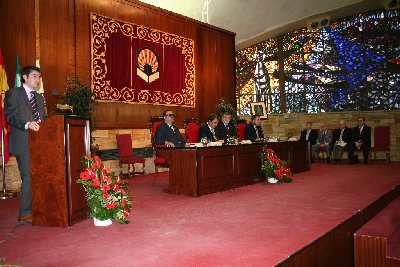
[0, 50, 10, 164]
[14, 55, 21, 88]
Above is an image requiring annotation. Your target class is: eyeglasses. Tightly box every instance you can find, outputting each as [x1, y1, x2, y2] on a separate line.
[166, 114, 175, 117]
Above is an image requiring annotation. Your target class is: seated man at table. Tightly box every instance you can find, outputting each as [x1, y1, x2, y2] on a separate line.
[198, 113, 224, 143]
[244, 115, 264, 142]
[332, 119, 352, 165]
[311, 122, 333, 163]
[216, 112, 237, 143]
[155, 110, 186, 147]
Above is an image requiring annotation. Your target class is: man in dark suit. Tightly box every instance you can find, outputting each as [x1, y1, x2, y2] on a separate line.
[299, 121, 318, 162]
[198, 113, 224, 143]
[5, 66, 47, 223]
[244, 115, 264, 142]
[216, 112, 237, 143]
[348, 116, 371, 165]
[332, 119, 352, 164]
[155, 110, 186, 147]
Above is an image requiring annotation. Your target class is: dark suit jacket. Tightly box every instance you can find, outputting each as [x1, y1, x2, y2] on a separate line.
[300, 129, 318, 146]
[197, 123, 217, 142]
[216, 121, 237, 142]
[332, 127, 352, 145]
[351, 125, 371, 148]
[244, 123, 264, 142]
[155, 122, 185, 147]
[5, 87, 47, 155]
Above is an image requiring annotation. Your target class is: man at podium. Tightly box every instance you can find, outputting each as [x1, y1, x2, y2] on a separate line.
[5, 66, 47, 223]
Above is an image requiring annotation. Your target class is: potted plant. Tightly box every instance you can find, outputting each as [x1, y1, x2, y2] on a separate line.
[60, 76, 99, 154]
[61, 76, 96, 119]
[77, 155, 132, 225]
[260, 146, 293, 183]
[216, 98, 238, 121]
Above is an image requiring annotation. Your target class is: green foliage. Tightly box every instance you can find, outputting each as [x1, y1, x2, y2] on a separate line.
[260, 145, 293, 183]
[61, 76, 98, 153]
[216, 98, 238, 121]
[62, 76, 96, 119]
[77, 156, 132, 224]
[0, 257, 21, 267]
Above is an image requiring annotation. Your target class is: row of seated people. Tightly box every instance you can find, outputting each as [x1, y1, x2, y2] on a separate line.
[118, 110, 262, 177]
[154, 110, 265, 148]
[300, 116, 389, 165]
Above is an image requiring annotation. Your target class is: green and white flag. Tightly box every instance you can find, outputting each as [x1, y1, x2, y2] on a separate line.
[14, 55, 21, 88]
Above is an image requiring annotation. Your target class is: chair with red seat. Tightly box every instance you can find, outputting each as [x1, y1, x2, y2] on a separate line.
[116, 134, 146, 177]
[184, 117, 200, 143]
[370, 125, 390, 164]
[236, 119, 247, 141]
[148, 116, 169, 177]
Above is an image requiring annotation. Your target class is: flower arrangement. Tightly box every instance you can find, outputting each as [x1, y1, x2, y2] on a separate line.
[260, 146, 293, 183]
[77, 156, 132, 224]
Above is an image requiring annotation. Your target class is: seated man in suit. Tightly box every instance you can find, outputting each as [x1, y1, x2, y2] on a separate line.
[348, 116, 371, 165]
[312, 122, 333, 163]
[197, 113, 224, 143]
[332, 119, 352, 165]
[216, 112, 237, 143]
[155, 110, 186, 147]
[244, 115, 264, 142]
[299, 121, 318, 162]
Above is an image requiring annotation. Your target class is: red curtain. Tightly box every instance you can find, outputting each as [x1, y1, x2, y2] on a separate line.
[91, 13, 195, 107]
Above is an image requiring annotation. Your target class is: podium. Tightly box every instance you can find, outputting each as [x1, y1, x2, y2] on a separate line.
[29, 115, 90, 227]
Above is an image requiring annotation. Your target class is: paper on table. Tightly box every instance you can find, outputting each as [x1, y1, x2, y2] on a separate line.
[189, 143, 203, 147]
[208, 142, 223, 147]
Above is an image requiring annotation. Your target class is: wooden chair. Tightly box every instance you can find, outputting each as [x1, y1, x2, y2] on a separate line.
[116, 134, 146, 177]
[370, 125, 390, 163]
[236, 119, 247, 141]
[148, 116, 169, 180]
[184, 117, 200, 143]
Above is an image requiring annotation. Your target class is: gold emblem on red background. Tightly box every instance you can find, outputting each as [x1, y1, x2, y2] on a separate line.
[136, 48, 159, 83]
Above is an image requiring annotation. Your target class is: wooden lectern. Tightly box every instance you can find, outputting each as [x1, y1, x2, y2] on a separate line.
[29, 115, 90, 227]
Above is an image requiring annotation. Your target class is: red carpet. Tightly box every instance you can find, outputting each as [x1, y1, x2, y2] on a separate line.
[1, 162, 400, 266]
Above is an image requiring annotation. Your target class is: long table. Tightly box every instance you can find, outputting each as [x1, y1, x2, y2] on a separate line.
[158, 141, 310, 197]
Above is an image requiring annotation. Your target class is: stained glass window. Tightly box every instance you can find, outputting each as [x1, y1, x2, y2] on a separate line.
[235, 9, 400, 114]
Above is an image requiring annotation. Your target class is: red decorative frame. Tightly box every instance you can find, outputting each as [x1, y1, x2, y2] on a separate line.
[91, 13, 195, 107]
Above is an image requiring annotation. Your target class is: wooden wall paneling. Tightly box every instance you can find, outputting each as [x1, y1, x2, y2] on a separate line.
[199, 27, 235, 121]
[216, 30, 235, 105]
[1, 0, 235, 129]
[0, 0, 36, 87]
[75, 0, 198, 128]
[0, 0, 239, 129]
[200, 28, 218, 121]
[39, 0, 71, 116]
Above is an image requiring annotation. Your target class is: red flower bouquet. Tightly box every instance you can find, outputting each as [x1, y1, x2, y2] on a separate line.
[260, 146, 293, 183]
[77, 156, 132, 224]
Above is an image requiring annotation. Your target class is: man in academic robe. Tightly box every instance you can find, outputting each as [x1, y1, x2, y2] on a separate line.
[198, 113, 224, 143]
[216, 112, 237, 143]
[348, 116, 371, 165]
[155, 110, 186, 147]
[5, 66, 47, 223]
[244, 115, 264, 142]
